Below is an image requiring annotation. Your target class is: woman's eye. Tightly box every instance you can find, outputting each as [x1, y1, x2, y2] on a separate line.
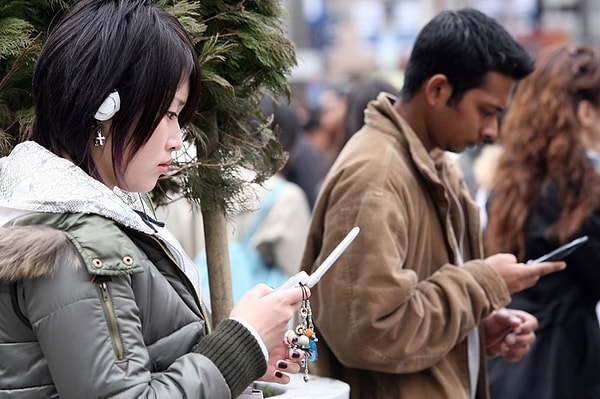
[166, 111, 179, 120]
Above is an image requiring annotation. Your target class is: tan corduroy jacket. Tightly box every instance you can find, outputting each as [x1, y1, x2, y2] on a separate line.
[300, 93, 511, 399]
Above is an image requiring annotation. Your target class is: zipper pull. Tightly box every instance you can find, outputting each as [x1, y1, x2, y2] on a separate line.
[100, 282, 109, 301]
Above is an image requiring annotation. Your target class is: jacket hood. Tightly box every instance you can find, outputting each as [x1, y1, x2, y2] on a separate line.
[0, 224, 73, 281]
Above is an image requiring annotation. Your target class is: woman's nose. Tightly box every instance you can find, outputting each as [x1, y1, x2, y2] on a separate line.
[169, 125, 183, 151]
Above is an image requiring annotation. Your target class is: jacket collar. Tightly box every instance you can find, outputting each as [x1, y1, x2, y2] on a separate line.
[365, 93, 447, 186]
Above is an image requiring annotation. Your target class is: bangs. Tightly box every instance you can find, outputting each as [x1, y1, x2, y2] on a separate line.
[121, 11, 200, 159]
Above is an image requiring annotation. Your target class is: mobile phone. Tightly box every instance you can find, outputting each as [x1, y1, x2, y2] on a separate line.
[277, 226, 360, 290]
[526, 235, 589, 264]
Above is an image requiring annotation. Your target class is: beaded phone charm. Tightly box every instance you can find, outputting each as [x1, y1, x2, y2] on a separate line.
[284, 283, 318, 382]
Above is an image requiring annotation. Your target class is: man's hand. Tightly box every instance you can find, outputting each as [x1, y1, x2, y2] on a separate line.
[485, 253, 565, 293]
[484, 308, 538, 362]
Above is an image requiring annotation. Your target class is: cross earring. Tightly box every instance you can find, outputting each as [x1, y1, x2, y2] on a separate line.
[94, 125, 105, 147]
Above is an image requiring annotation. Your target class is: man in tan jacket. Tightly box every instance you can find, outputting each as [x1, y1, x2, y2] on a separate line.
[300, 8, 565, 399]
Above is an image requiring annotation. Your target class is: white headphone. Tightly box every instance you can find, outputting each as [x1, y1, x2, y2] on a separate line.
[94, 91, 121, 121]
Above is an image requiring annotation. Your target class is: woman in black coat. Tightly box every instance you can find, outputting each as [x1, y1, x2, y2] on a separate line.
[484, 44, 600, 399]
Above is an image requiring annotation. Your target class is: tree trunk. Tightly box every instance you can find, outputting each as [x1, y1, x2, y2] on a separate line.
[202, 207, 233, 325]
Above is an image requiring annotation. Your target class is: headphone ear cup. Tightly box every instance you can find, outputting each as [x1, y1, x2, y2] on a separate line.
[95, 91, 120, 121]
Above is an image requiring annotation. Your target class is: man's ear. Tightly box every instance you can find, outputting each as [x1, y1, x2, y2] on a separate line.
[577, 100, 598, 128]
[424, 74, 451, 106]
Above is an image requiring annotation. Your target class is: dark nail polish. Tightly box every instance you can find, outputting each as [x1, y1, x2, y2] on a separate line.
[275, 371, 283, 378]
[277, 361, 288, 369]
[292, 351, 300, 358]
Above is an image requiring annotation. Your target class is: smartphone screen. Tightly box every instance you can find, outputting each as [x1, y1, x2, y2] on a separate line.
[526, 235, 589, 264]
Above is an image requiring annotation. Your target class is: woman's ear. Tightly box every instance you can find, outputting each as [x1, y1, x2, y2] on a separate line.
[576, 99, 598, 128]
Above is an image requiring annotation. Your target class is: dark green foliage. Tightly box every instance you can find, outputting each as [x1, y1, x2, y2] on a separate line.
[0, 0, 71, 156]
[160, 0, 296, 213]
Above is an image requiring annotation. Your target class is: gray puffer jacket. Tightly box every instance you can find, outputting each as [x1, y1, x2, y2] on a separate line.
[0, 142, 266, 398]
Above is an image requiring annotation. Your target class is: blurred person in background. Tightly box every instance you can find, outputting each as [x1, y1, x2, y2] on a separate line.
[284, 86, 347, 208]
[485, 44, 600, 399]
[340, 77, 400, 149]
[312, 87, 348, 156]
[282, 105, 326, 209]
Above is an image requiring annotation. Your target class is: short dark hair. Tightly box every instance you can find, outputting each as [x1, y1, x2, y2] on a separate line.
[31, 0, 201, 182]
[400, 8, 534, 105]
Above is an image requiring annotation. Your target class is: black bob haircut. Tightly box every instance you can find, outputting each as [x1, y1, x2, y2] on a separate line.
[400, 8, 535, 105]
[31, 0, 201, 184]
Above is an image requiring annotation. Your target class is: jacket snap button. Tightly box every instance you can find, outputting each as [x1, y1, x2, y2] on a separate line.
[122, 256, 133, 266]
[92, 258, 103, 268]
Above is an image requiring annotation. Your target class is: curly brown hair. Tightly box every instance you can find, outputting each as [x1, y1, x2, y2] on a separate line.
[485, 44, 600, 258]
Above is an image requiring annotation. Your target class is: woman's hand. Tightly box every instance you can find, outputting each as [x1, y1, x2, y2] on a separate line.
[230, 284, 309, 351]
[258, 342, 305, 383]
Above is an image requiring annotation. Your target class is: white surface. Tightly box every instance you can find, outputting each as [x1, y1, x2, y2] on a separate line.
[251, 374, 350, 399]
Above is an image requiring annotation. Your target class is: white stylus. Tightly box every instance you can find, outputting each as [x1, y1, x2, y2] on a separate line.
[277, 226, 360, 290]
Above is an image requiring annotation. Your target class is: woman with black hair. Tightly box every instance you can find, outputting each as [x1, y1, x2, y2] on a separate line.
[0, 1, 307, 397]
